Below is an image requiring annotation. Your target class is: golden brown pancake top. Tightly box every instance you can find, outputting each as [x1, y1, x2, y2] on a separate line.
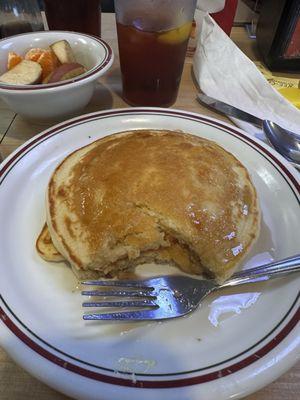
[48, 130, 260, 281]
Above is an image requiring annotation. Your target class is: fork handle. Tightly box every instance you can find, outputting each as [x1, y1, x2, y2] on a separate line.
[220, 254, 300, 288]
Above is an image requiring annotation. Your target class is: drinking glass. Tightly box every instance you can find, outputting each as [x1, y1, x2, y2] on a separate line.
[0, 0, 44, 38]
[44, 0, 101, 37]
[114, 0, 197, 107]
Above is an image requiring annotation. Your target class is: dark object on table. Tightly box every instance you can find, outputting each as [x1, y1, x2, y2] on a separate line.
[0, 0, 44, 38]
[256, 0, 300, 72]
[44, 0, 101, 37]
[241, 0, 263, 13]
[101, 0, 115, 13]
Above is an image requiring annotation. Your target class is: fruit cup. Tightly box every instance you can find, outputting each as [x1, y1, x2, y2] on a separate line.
[0, 31, 113, 120]
[115, 0, 197, 107]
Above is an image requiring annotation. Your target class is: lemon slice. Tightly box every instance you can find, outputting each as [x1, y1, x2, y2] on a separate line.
[278, 87, 300, 109]
[158, 21, 192, 45]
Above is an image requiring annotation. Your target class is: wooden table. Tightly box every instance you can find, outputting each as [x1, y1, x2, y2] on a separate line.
[0, 13, 299, 400]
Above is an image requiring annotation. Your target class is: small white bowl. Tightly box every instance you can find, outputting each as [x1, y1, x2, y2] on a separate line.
[0, 31, 114, 119]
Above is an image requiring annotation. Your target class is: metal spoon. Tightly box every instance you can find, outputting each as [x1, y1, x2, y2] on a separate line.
[197, 93, 300, 166]
[262, 120, 300, 164]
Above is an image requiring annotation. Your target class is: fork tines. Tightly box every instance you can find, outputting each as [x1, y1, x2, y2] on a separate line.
[81, 279, 159, 320]
[83, 309, 160, 321]
[82, 279, 154, 289]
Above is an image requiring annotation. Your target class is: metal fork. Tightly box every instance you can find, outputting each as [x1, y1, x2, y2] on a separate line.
[82, 254, 300, 321]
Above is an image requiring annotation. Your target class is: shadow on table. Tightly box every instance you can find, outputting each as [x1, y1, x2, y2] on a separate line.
[87, 81, 116, 112]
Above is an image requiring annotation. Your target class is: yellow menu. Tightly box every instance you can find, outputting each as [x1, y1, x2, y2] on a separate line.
[255, 62, 300, 109]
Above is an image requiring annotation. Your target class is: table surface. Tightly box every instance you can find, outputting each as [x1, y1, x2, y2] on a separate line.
[0, 13, 299, 400]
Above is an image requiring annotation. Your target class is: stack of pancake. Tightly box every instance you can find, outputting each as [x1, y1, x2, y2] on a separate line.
[36, 130, 260, 283]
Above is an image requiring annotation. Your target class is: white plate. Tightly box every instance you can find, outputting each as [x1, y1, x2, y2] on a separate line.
[0, 108, 299, 400]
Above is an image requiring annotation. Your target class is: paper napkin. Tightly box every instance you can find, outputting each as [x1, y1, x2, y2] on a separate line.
[192, 11, 300, 138]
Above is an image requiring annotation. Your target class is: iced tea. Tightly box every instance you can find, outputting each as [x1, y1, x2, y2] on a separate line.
[44, 0, 101, 36]
[117, 20, 192, 107]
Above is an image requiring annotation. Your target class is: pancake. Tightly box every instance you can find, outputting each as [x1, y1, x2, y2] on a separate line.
[36, 223, 64, 262]
[44, 130, 260, 283]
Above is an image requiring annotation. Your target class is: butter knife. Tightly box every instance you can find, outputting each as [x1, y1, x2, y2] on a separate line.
[197, 93, 263, 127]
[197, 93, 300, 169]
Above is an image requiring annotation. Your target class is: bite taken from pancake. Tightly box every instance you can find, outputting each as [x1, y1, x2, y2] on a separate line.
[37, 130, 260, 283]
